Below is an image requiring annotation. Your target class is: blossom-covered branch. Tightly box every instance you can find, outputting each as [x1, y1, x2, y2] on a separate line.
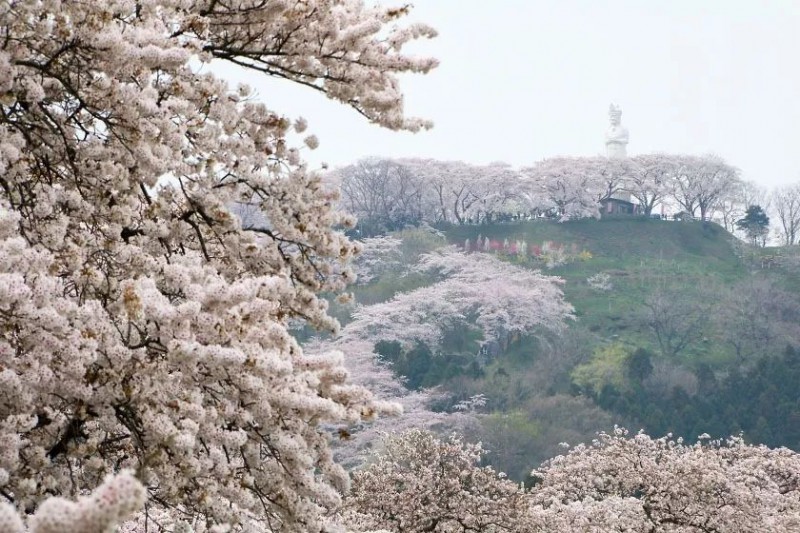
[0, 1, 436, 530]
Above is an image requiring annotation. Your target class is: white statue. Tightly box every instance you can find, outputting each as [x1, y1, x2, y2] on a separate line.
[605, 104, 629, 158]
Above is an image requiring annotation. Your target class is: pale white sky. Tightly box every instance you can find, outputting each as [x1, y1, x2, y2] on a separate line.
[216, 0, 800, 188]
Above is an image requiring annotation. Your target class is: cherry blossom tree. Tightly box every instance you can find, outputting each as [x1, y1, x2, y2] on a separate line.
[345, 248, 574, 350]
[771, 183, 800, 245]
[529, 428, 800, 532]
[668, 155, 704, 217]
[692, 155, 743, 222]
[0, 1, 436, 530]
[713, 181, 750, 233]
[341, 429, 526, 533]
[522, 157, 605, 221]
[347, 291, 464, 348]
[350, 235, 404, 285]
[469, 162, 528, 223]
[628, 154, 679, 217]
[586, 156, 632, 203]
[670, 155, 741, 221]
[400, 159, 479, 225]
[335, 159, 430, 234]
[341, 427, 800, 532]
[398, 159, 522, 225]
[301, 335, 479, 471]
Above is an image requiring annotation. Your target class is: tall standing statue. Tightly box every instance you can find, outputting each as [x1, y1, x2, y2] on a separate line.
[605, 104, 629, 158]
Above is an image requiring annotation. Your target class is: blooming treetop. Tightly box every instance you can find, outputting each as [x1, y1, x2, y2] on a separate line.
[416, 249, 574, 342]
[346, 286, 464, 348]
[350, 235, 404, 285]
[396, 158, 523, 224]
[341, 429, 526, 533]
[345, 248, 574, 349]
[529, 428, 800, 532]
[0, 472, 146, 533]
[306, 337, 477, 470]
[627, 153, 680, 217]
[462, 162, 527, 223]
[586, 156, 635, 203]
[670, 154, 742, 221]
[522, 157, 607, 221]
[333, 159, 433, 233]
[0, 0, 436, 531]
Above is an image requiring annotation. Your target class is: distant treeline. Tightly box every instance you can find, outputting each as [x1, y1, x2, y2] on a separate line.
[331, 156, 800, 245]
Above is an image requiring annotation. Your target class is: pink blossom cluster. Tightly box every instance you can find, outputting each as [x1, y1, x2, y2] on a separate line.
[529, 428, 800, 531]
[345, 248, 574, 349]
[462, 237, 586, 267]
[0, 472, 145, 533]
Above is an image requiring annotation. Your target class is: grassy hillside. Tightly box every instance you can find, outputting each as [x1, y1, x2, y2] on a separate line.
[446, 217, 753, 366]
[446, 217, 743, 283]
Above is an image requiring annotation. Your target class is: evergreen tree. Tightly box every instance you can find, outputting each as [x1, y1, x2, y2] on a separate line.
[736, 204, 771, 246]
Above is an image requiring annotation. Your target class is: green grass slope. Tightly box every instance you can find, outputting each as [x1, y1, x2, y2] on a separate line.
[445, 217, 750, 366]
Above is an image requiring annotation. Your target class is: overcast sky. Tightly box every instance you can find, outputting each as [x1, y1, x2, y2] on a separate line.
[216, 0, 800, 188]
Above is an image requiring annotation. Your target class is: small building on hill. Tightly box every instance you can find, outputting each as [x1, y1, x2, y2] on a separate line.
[600, 195, 639, 216]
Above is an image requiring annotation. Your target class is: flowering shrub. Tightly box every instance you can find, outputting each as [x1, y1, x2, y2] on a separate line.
[587, 272, 613, 291]
[462, 237, 591, 268]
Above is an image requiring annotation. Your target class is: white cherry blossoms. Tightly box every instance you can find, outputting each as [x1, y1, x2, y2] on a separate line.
[0, 0, 437, 531]
[0, 471, 145, 533]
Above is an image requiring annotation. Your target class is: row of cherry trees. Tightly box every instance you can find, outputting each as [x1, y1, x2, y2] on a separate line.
[336, 158, 800, 247]
[334, 154, 777, 229]
[340, 428, 800, 532]
[6, 425, 799, 532]
[333, 158, 524, 229]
